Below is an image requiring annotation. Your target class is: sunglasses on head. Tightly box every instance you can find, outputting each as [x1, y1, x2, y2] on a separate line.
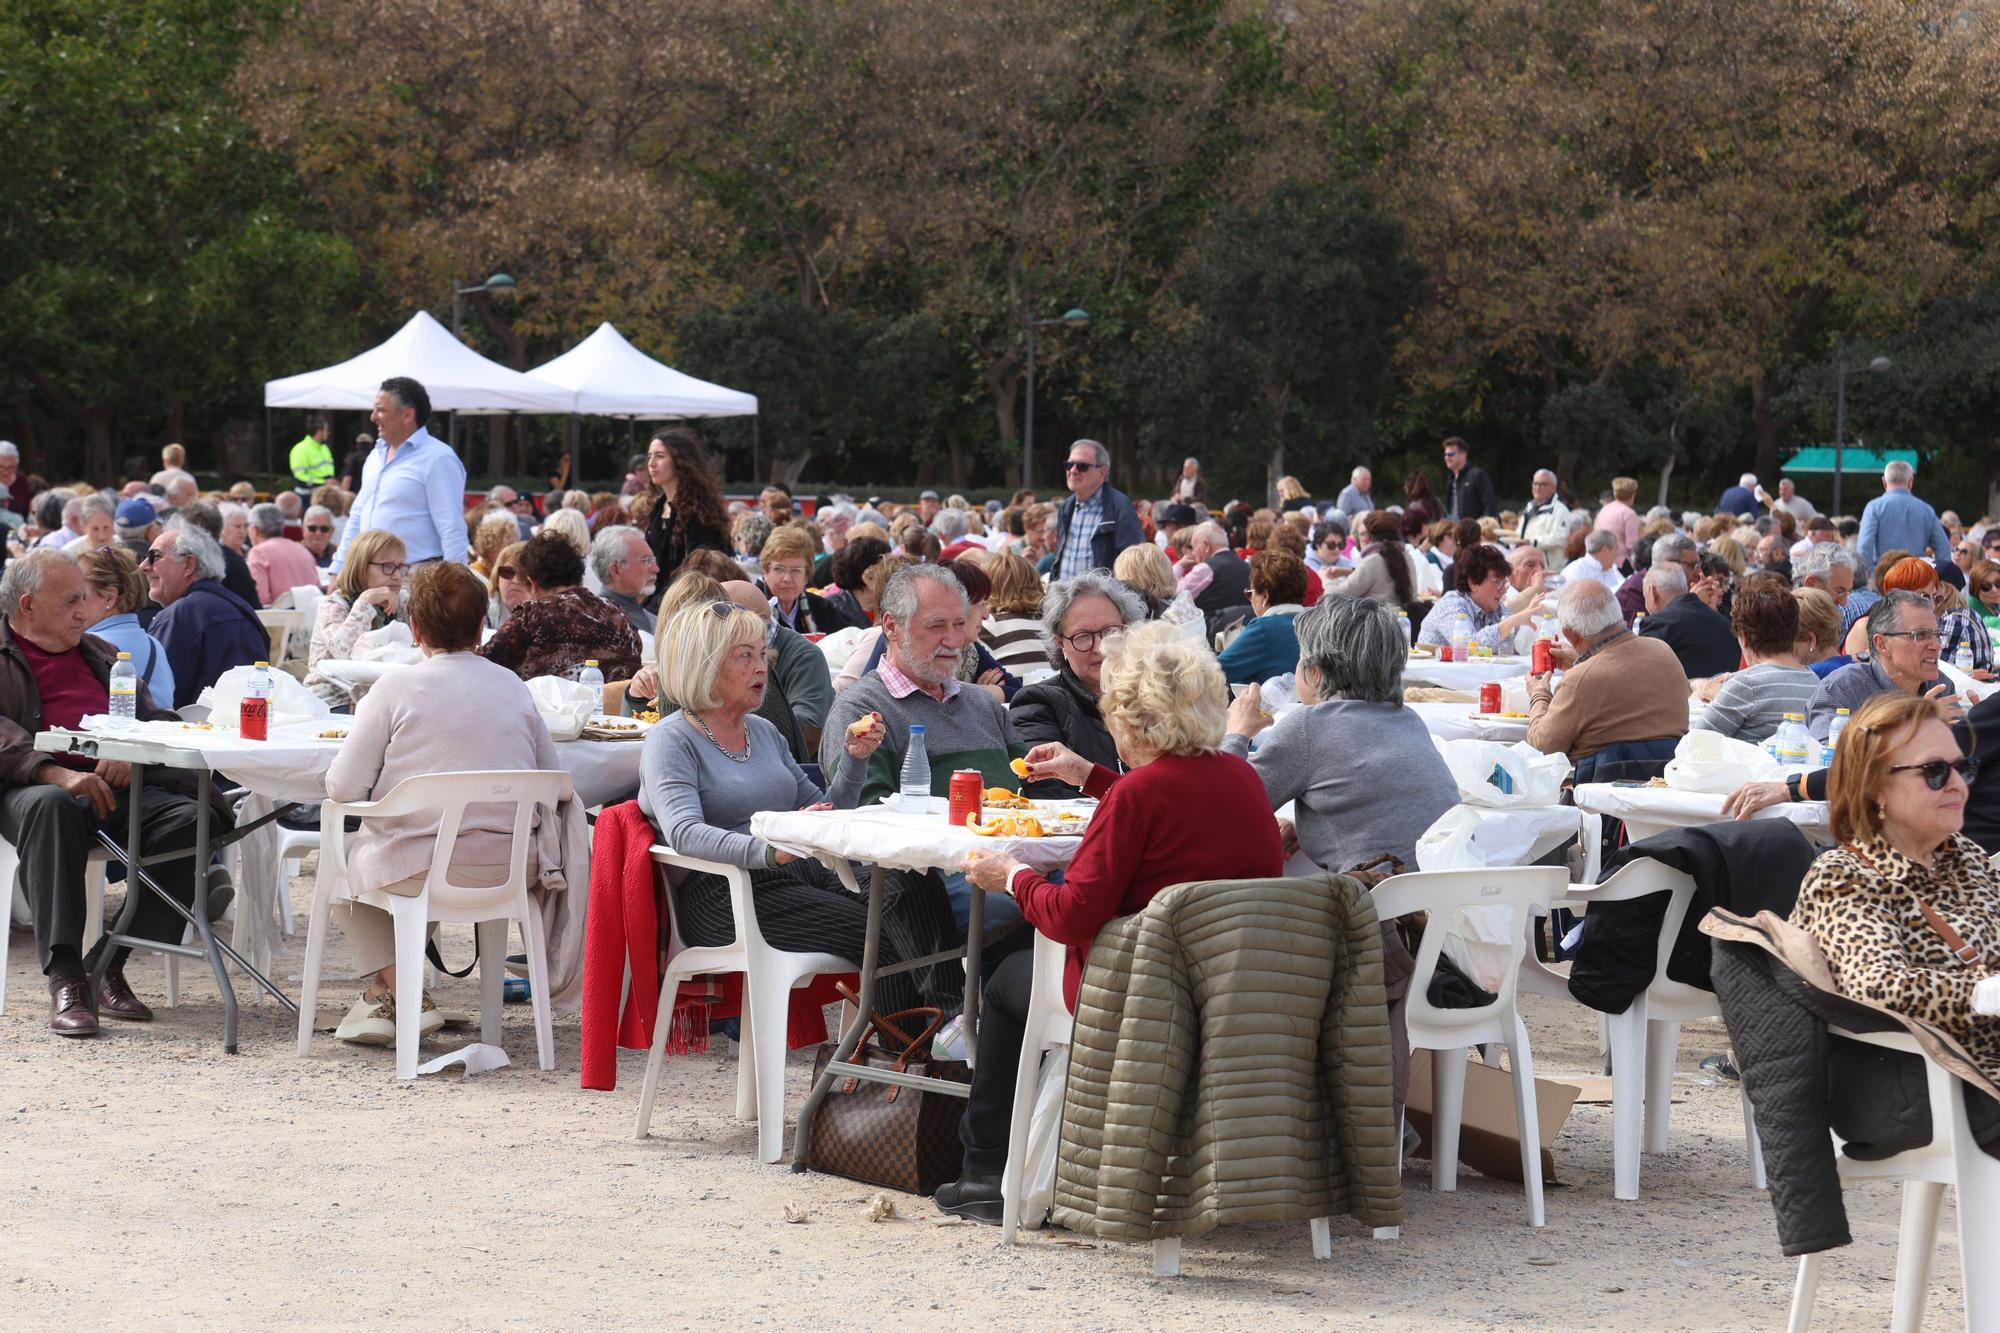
[1890, 756, 1978, 790]
[496, 566, 518, 580]
[139, 547, 174, 567]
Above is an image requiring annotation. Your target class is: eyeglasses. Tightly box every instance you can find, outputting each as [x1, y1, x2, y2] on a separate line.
[305, 525, 332, 534]
[1877, 629, 1945, 644]
[368, 561, 412, 578]
[1889, 756, 1978, 790]
[496, 566, 519, 580]
[139, 547, 175, 567]
[1062, 460, 1099, 473]
[1054, 626, 1124, 653]
[1980, 582, 1999, 594]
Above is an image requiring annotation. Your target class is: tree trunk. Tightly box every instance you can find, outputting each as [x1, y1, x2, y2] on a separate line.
[944, 428, 967, 489]
[84, 407, 118, 484]
[485, 417, 507, 483]
[166, 394, 184, 449]
[1747, 375, 1782, 488]
[1656, 455, 1676, 511]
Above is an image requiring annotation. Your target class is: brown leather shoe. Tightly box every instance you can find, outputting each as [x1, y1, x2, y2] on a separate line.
[97, 966, 153, 1022]
[48, 973, 98, 1037]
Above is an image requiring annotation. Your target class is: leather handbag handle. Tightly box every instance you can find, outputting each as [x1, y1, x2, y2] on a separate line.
[1842, 844, 1985, 968]
[833, 982, 946, 1065]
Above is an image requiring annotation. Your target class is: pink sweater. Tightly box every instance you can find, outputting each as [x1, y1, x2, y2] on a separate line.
[326, 651, 562, 895]
[246, 536, 322, 607]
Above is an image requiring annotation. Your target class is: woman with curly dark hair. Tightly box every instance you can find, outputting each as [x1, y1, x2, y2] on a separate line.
[630, 428, 728, 605]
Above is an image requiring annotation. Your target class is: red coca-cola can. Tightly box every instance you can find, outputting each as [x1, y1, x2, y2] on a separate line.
[1532, 638, 1553, 675]
[1479, 682, 1501, 714]
[1438, 642, 1453, 663]
[240, 694, 268, 742]
[949, 769, 984, 828]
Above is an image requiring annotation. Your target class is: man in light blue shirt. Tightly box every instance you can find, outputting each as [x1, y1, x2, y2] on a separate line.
[330, 377, 469, 572]
[1857, 459, 1950, 574]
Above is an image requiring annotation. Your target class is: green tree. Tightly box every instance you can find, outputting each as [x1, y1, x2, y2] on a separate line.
[0, 0, 358, 478]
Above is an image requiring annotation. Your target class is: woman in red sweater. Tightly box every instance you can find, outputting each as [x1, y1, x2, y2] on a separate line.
[934, 622, 1283, 1224]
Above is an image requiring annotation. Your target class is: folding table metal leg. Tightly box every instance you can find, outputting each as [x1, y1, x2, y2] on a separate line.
[792, 863, 887, 1171]
[186, 769, 240, 1052]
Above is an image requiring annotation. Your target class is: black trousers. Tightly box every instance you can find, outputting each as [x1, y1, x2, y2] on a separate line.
[676, 862, 964, 1016]
[1, 782, 202, 974]
[959, 948, 1037, 1176]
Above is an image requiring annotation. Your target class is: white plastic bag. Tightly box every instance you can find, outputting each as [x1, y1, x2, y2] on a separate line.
[197, 664, 331, 729]
[1439, 739, 1570, 809]
[353, 620, 421, 665]
[813, 625, 871, 675]
[1161, 592, 1207, 647]
[525, 675, 595, 742]
[1412, 805, 1521, 992]
[1015, 1046, 1069, 1231]
[1663, 730, 1780, 794]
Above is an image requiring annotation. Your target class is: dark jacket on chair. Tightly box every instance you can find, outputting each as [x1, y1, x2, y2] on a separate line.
[1008, 666, 1119, 799]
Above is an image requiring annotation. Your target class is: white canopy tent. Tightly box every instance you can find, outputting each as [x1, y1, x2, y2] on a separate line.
[528, 322, 758, 419]
[264, 311, 574, 415]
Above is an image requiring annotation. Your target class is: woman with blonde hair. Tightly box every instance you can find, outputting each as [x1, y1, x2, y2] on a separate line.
[470, 511, 519, 585]
[1789, 692, 2000, 1084]
[305, 529, 407, 707]
[980, 551, 1047, 674]
[638, 600, 959, 1016]
[540, 507, 591, 560]
[1277, 474, 1312, 512]
[939, 620, 1285, 1222]
[486, 540, 529, 631]
[1112, 541, 1175, 610]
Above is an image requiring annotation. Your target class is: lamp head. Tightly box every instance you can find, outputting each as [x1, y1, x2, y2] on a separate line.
[1868, 355, 1892, 373]
[484, 272, 518, 299]
[1061, 308, 1091, 329]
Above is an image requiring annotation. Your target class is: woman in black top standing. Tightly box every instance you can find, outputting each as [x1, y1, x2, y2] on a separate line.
[632, 427, 728, 609]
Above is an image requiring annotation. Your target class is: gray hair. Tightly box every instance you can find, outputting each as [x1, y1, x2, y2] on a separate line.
[1584, 528, 1618, 555]
[250, 503, 285, 539]
[161, 520, 225, 581]
[1039, 572, 1146, 671]
[1644, 564, 1688, 599]
[1868, 589, 1933, 643]
[0, 440, 18, 461]
[734, 513, 773, 557]
[1071, 438, 1110, 470]
[305, 504, 334, 525]
[1884, 459, 1915, 487]
[157, 467, 197, 499]
[1739, 472, 1759, 488]
[219, 501, 249, 523]
[0, 547, 75, 611]
[931, 508, 968, 541]
[1295, 595, 1406, 704]
[588, 524, 646, 581]
[1792, 542, 1857, 586]
[32, 492, 65, 530]
[79, 495, 114, 522]
[1191, 521, 1228, 549]
[60, 495, 85, 524]
[1556, 578, 1623, 638]
[879, 561, 966, 627]
[1653, 532, 1698, 565]
[1533, 468, 1557, 485]
[485, 484, 516, 504]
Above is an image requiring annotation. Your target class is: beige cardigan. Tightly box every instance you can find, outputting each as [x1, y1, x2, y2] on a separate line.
[326, 650, 562, 896]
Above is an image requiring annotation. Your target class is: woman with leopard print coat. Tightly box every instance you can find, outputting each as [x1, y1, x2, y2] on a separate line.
[1791, 693, 2000, 1082]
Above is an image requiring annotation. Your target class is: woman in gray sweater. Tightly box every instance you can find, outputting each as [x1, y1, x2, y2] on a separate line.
[1221, 594, 1459, 872]
[639, 599, 961, 1013]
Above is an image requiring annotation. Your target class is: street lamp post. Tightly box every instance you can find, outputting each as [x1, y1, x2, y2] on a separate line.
[449, 272, 518, 456]
[1832, 354, 1892, 516]
[1022, 307, 1091, 491]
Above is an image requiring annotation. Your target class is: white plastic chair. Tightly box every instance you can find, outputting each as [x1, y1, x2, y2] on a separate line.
[633, 846, 857, 1164]
[1, 839, 136, 1014]
[999, 930, 1075, 1243]
[1372, 865, 1567, 1228]
[295, 770, 569, 1079]
[1520, 860, 1767, 1200]
[1788, 1027, 2000, 1333]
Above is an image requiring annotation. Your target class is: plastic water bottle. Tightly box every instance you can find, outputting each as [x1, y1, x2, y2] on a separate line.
[899, 723, 932, 812]
[1449, 614, 1472, 664]
[108, 652, 137, 728]
[241, 660, 273, 741]
[1396, 609, 1413, 652]
[1954, 636, 1974, 674]
[1774, 712, 1810, 768]
[1631, 612, 1647, 637]
[577, 659, 604, 711]
[1823, 707, 1851, 767]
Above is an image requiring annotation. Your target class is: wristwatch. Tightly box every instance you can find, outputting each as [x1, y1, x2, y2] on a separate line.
[1785, 773, 1804, 803]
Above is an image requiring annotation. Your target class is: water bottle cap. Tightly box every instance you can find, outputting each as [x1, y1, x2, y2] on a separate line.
[909, 724, 925, 734]
[1783, 712, 1804, 721]
[255, 661, 269, 668]
[116, 651, 131, 660]
[585, 659, 599, 667]
[1835, 708, 1850, 716]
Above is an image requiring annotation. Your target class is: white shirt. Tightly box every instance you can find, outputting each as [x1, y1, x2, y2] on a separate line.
[1560, 554, 1624, 594]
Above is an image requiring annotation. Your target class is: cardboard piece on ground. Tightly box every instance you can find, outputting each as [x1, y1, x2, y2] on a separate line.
[1405, 1049, 1582, 1183]
[1558, 1074, 1684, 1107]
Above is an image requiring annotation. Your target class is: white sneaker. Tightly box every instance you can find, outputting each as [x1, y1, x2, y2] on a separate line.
[333, 988, 445, 1045]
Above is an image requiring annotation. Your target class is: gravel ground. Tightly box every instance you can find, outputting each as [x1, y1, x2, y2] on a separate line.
[0, 875, 1965, 1330]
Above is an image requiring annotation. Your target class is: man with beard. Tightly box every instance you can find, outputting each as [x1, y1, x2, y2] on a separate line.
[588, 525, 659, 635]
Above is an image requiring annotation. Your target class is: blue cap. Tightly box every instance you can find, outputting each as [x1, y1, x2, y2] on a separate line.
[115, 497, 157, 528]
[909, 724, 924, 733]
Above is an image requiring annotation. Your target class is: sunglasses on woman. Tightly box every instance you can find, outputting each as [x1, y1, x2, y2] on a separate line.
[1889, 756, 1978, 790]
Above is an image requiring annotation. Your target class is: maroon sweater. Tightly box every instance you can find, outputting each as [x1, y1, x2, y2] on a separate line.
[1012, 750, 1284, 1009]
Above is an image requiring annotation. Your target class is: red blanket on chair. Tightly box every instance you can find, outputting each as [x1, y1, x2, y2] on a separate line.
[580, 801, 854, 1090]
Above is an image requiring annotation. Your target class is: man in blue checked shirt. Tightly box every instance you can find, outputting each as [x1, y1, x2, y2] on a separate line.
[1857, 458, 1951, 573]
[329, 377, 469, 573]
[1051, 438, 1145, 581]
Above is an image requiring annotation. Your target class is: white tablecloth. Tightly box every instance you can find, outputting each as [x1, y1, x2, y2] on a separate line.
[1409, 702, 1530, 743]
[752, 797, 1087, 875]
[1402, 655, 1531, 691]
[1572, 782, 1830, 841]
[309, 658, 404, 697]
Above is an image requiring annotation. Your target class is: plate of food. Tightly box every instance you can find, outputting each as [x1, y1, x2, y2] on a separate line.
[580, 715, 650, 741]
[317, 727, 349, 740]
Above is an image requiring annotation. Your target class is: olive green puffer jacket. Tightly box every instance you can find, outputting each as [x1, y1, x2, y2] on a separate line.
[1051, 872, 1403, 1241]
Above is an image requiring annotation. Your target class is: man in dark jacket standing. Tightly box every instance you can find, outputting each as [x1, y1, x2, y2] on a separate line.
[1441, 436, 1497, 522]
[144, 522, 268, 708]
[1051, 439, 1146, 581]
[1637, 564, 1738, 678]
[0, 549, 208, 1034]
